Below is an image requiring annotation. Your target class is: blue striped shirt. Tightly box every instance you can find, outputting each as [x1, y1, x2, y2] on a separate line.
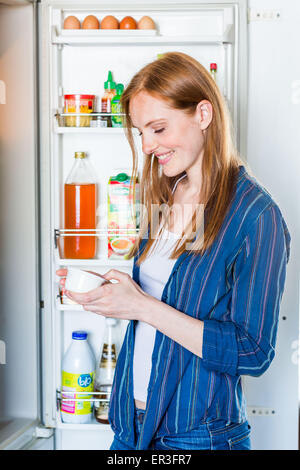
[108, 165, 291, 450]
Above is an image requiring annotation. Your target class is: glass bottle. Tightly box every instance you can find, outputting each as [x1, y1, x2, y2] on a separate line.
[64, 151, 97, 259]
[94, 318, 118, 424]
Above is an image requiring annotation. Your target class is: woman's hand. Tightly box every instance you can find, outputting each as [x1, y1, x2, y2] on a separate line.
[56, 268, 150, 321]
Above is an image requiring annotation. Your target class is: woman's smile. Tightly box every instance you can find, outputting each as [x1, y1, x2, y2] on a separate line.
[155, 150, 175, 165]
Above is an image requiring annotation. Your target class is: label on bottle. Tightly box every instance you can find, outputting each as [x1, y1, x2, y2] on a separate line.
[61, 370, 94, 415]
[94, 384, 112, 423]
[100, 344, 117, 369]
[111, 100, 123, 127]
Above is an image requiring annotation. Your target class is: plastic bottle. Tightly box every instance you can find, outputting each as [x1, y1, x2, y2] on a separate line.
[61, 331, 96, 424]
[210, 63, 217, 81]
[64, 151, 97, 259]
[107, 172, 140, 260]
[111, 83, 124, 128]
[94, 318, 118, 424]
[101, 71, 116, 127]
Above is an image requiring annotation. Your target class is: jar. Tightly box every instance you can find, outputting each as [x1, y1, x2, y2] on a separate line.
[64, 94, 95, 127]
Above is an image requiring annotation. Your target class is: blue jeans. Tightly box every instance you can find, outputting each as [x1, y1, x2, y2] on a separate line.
[110, 408, 251, 450]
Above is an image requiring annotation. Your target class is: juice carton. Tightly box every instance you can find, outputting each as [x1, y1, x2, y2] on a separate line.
[107, 173, 139, 259]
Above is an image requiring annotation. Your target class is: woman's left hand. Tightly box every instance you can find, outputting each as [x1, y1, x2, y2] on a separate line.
[65, 269, 149, 321]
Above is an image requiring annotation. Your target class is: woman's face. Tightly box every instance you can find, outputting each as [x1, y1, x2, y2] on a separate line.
[129, 91, 212, 178]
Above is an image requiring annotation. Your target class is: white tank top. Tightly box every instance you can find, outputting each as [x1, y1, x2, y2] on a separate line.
[133, 174, 186, 403]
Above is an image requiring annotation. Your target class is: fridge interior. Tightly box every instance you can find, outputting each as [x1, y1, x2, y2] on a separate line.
[38, 1, 244, 449]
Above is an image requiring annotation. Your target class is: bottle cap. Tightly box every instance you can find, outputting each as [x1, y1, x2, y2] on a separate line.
[74, 151, 86, 159]
[116, 83, 124, 95]
[210, 63, 217, 70]
[116, 172, 129, 182]
[72, 331, 88, 340]
[104, 71, 116, 90]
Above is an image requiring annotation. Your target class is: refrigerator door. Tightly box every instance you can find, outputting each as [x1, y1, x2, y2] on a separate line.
[39, 0, 247, 449]
[0, 1, 53, 449]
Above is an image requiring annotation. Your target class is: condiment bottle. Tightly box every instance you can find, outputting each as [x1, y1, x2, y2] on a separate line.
[210, 63, 217, 81]
[94, 318, 118, 424]
[111, 83, 124, 128]
[101, 71, 116, 128]
[64, 152, 97, 259]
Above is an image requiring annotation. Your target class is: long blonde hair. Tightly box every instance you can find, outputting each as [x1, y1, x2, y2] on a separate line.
[121, 52, 243, 265]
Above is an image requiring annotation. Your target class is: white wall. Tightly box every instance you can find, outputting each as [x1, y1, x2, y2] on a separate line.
[244, 0, 300, 450]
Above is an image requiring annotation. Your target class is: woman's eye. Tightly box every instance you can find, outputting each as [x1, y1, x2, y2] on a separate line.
[138, 128, 165, 137]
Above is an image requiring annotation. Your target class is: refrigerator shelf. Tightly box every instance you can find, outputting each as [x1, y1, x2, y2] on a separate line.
[54, 127, 126, 134]
[56, 293, 83, 311]
[57, 389, 111, 404]
[53, 114, 139, 134]
[54, 248, 134, 268]
[56, 412, 111, 431]
[52, 27, 233, 46]
[56, 390, 112, 430]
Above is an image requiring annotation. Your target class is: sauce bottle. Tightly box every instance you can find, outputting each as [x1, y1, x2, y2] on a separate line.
[210, 63, 217, 81]
[101, 71, 116, 127]
[94, 318, 118, 424]
[64, 152, 97, 259]
[111, 83, 124, 128]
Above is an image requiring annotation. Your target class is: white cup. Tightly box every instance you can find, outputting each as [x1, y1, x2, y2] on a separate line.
[63, 267, 108, 305]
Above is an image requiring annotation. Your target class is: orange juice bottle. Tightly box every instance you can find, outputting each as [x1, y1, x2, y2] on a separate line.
[64, 152, 97, 259]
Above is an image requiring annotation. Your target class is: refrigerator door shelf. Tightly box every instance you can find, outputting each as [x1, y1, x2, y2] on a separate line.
[56, 390, 111, 431]
[59, 28, 158, 38]
[53, 32, 231, 47]
[56, 411, 111, 431]
[53, 114, 140, 135]
[52, 26, 234, 47]
[55, 126, 127, 134]
[54, 247, 134, 269]
[56, 291, 83, 311]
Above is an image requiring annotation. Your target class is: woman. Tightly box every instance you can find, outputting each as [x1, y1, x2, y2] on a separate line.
[57, 52, 291, 450]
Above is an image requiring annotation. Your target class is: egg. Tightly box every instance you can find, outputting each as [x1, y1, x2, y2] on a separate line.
[120, 16, 137, 30]
[137, 16, 156, 30]
[101, 15, 119, 29]
[82, 15, 100, 29]
[63, 16, 81, 29]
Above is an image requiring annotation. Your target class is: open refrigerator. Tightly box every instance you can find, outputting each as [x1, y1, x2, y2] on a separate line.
[0, 0, 248, 450]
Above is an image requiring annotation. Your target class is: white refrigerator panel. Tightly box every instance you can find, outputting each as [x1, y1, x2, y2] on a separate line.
[243, 0, 300, 450]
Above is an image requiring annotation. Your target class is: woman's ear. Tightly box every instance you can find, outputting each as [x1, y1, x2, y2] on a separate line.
[195, 100, 213, 130]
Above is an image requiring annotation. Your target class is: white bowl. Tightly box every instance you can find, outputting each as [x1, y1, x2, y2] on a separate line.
[65, 267, 107, 293]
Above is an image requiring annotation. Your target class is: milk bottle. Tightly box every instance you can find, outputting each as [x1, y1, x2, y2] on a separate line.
[61, 331, 96, 424]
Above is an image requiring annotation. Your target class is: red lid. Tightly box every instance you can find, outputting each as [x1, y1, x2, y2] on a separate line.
[64, 94, 95, 100]
[210, 63, 217, 70]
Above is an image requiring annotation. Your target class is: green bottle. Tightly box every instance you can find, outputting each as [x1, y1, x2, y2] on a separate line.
[111, 83, 124, 128]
